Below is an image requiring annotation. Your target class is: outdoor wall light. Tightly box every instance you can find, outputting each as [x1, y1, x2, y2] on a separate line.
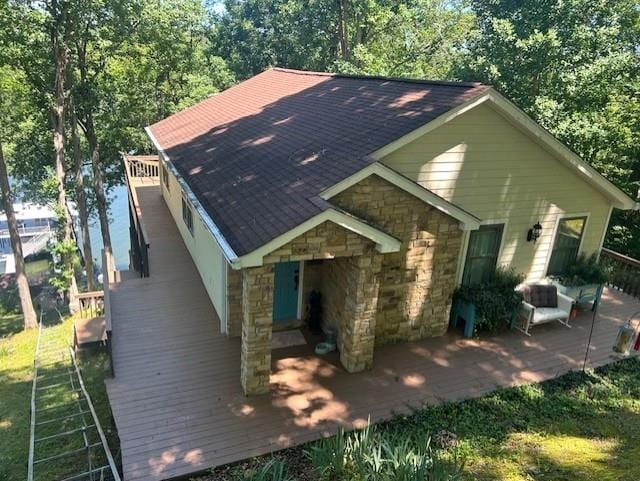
[527, 222, 542, 242]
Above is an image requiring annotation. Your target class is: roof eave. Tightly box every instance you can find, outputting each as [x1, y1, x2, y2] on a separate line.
[144, 126, 242, 267]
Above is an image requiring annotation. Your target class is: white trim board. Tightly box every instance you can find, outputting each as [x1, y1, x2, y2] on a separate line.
[320, 162, 481, 230]
[370, 90, 635, 210]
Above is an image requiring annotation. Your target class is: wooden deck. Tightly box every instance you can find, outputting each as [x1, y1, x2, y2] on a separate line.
[106, 181, 640, 481]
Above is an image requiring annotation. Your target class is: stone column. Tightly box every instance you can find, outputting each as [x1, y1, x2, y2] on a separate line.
[240, 264, 274, 395]
[339, 254, 382, 372]
[226, 266, 243, 337]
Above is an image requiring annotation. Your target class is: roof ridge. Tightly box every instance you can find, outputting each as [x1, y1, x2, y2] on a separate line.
[271, 67, 487, 88]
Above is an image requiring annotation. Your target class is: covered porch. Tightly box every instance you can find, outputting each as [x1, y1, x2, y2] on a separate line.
[105, 160, 640, 481]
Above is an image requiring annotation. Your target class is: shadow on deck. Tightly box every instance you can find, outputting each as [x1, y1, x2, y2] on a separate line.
[106, 182, 640, 481]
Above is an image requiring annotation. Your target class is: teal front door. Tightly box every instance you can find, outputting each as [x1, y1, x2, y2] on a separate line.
[273, 261, 300, 322]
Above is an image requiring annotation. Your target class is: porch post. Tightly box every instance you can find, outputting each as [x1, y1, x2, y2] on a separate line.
[339, 254, 382, 372]
[240, 264, 274, 395]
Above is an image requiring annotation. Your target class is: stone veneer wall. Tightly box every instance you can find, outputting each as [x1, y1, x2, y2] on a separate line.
[331, 174, 462, 344]
[263, 220, 374, 264]
[240, 264, 274, 395]
[226, 266, 243, 337]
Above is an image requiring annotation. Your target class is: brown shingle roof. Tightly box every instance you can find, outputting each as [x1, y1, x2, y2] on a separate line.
[148, 68, 489, 256]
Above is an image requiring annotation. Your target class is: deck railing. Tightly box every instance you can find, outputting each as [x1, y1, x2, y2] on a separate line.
[126, 155, 160, 179]
[601, 247, 640, 299]
[123, 154, 159, 277]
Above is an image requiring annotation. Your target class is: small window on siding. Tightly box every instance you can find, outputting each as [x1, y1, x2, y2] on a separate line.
[161, 161, 169, 190]
[462, 224, 504, 286]
[547, 216, 586, 276]
[182, 196, 194, 235]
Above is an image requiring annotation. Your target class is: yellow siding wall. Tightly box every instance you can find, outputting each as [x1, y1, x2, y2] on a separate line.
[161, 163, 229, 330]
[382, 103, 612, 282]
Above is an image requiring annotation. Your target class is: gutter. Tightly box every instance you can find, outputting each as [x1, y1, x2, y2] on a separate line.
[144, 126, 241, 268]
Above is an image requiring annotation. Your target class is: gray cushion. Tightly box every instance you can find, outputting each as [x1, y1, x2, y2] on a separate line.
[520, 284, 558, 308]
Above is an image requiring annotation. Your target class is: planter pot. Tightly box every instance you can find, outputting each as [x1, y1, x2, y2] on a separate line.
[450, 299, 518, 338]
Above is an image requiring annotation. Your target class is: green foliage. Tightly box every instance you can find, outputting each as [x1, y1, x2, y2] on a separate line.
[306, 421, 463, 481]
[454, 267, 524, 333]
[239, 459, 292, 481]
[49, 239, 79, 292]
[550, 253, 607, 286]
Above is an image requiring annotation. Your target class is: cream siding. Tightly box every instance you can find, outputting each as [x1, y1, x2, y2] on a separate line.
[161, 162, 228, 331]
[382, 103, 612, 282]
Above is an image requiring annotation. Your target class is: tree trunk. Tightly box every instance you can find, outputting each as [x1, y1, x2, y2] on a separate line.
[83, 112, 112, 251]
[336, 0, 349, 59]
[70, 95, 95, 290]
[75, 38, 112, 252]
[0, 140, 37, 329]
[52, 36, 73, 243]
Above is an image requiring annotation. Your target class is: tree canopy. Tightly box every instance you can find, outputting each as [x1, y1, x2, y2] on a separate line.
[0, 0, 638, 262]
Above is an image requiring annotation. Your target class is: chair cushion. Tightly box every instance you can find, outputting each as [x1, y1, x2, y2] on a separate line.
[532, 307, 568, 323]
[520, 284, 558, 308]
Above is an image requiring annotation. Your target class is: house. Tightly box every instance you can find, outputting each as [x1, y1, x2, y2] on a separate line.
[143, 68, 636, 395]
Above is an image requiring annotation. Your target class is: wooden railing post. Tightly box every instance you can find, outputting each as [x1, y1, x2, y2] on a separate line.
[102, 247, 115, 377]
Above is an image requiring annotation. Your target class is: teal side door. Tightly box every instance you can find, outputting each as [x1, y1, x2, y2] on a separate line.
[273, 261, 300, 322]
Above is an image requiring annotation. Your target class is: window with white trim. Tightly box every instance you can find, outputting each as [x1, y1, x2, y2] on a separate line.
[161, 161, 169, 190]
[182, 196, 194, 235]
[461, 224, 504, 286]
[547, 216, 587, 276]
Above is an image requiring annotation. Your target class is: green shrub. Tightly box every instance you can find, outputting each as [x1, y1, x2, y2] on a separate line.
[551, 253, 607, 286]
[306, 422, 464, 481]
[454, 267, 524, 333]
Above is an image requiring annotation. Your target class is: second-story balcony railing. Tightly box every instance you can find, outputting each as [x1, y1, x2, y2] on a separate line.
[122, 154, 160, 277]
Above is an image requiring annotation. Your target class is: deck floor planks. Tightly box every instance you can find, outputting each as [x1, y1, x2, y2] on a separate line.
[106, 182, 640, 481]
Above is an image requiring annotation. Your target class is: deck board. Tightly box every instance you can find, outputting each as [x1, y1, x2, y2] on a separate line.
[106, 182, 640, 481]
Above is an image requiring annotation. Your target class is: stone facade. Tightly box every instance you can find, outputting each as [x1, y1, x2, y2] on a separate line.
[263, 221, 374, 264]
[237, 174, 463, 394]
[332, 174, 462, 344]
[226, 266, 243, 337]
[240, 265, 274, 395]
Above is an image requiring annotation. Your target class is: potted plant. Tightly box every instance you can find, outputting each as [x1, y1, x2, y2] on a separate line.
[547, 253, 607, 310]
[451, 267, 524, 337]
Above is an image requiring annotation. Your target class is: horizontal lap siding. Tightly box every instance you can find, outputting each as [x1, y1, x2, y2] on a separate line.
[162, 165, 228, 330]
[382, 103, 611, 282]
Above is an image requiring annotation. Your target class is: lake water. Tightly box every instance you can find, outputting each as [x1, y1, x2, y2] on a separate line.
[87, 184, 131, 271]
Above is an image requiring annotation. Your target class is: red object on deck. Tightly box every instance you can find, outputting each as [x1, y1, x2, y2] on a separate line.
[634, 330, 640, 351]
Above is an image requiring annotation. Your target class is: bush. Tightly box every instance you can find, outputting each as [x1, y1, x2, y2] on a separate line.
[306, 422, 464, 481]
[550, 253, 607, 286]
[454, 267, 524, 333]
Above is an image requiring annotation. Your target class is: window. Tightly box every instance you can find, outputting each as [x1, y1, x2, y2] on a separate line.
[161, 161, 170, 190]
[462, 224, 504, 286]
[182, 196, 194, 235]
[547, 216, 587, 276]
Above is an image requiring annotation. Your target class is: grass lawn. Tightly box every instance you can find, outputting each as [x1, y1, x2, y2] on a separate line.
[202, 358, 640, 481]
[0, 312, 118, 481]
